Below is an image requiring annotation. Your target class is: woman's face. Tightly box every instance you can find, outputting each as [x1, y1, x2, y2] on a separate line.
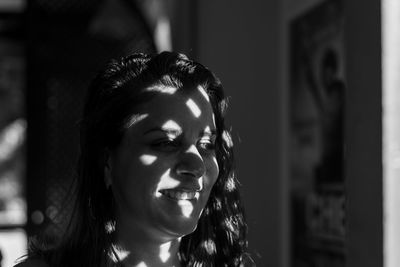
[106, 85, 219, 241]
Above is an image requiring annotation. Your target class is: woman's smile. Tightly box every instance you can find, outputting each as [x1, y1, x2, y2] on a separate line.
[159, 189, 200, 201]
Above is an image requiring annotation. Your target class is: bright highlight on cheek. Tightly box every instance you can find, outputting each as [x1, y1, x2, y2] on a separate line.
[139, 154, 157, 165]
[186, 98, 201, 118]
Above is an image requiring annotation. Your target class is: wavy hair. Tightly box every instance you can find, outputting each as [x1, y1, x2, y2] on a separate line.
[28, 51, 250, 266]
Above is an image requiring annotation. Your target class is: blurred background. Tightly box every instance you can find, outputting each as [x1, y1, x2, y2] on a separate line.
[0, 0, 399, 267]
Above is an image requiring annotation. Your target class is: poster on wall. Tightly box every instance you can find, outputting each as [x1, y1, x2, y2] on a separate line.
[289, 0, 346, 266]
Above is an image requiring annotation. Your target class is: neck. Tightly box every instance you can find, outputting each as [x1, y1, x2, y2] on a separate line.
[110, 218, 182, 267]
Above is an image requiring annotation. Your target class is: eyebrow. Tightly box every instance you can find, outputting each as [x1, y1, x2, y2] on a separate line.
[144, 127, 183, 136]
[143, 127, 217, 137]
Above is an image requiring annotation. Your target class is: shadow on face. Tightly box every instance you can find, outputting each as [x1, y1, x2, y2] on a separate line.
[104, 84, 220, 264]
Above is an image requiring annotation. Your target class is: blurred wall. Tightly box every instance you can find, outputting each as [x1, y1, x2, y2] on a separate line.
[196, 1, 285, 266]
[195, 0, 338, 266]
[195, 1, 384, 267]
[345, 0, 383, 266]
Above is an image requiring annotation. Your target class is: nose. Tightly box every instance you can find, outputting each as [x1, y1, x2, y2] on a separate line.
[175, 144, 206, 179]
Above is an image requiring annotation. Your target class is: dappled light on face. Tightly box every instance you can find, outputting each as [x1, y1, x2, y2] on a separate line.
[186, 98, 201, 118]
[203, 125, 215, 137]
[155, 169, 181, 198]
[162, 120, 182, 138]
[139, 154, 157, 165]
[136, 262, 148, 267]
[185, 144, 203, 160]
[146, 84, 177, 95]
[178, 199, 194, 218]
[125, 114, 149, 129]
[197, 85, 210, 102]
[159, 242, 171, 263]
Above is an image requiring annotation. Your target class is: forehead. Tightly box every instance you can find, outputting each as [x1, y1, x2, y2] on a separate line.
[128, 85, 216, 130]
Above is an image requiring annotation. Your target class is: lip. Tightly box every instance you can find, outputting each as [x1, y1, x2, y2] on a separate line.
[159, 189, 201, 201]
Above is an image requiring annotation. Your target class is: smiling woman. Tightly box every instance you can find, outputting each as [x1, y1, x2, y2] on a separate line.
[14, 52, 253, 267]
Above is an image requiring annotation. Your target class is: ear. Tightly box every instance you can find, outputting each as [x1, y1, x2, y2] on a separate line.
[104, 149, 113, 189]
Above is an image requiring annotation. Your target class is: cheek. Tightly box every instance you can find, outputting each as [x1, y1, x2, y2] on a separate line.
[112, 154, 162, 194]
[204, 155, 219, 187]
[112, 158, 170, 209]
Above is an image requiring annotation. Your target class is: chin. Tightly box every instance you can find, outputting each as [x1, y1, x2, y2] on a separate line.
[163, 217, 199, 239]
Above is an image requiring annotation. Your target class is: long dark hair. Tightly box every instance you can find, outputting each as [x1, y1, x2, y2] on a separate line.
[29, 51, 250, 266]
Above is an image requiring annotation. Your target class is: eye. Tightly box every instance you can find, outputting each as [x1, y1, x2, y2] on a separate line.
[197, 138, 216, 152]
[151, 138, 180, 152]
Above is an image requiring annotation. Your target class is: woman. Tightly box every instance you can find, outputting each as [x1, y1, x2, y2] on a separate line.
[17, 52, 251, 266]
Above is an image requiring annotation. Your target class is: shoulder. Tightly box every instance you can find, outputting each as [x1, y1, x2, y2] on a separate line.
[14, 258, 50, 267]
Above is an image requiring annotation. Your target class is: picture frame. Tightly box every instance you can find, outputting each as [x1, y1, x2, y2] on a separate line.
[289, 0, 346, 266]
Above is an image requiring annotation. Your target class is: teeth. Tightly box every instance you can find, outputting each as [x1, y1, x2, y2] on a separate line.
[162, 190, 198, 200]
